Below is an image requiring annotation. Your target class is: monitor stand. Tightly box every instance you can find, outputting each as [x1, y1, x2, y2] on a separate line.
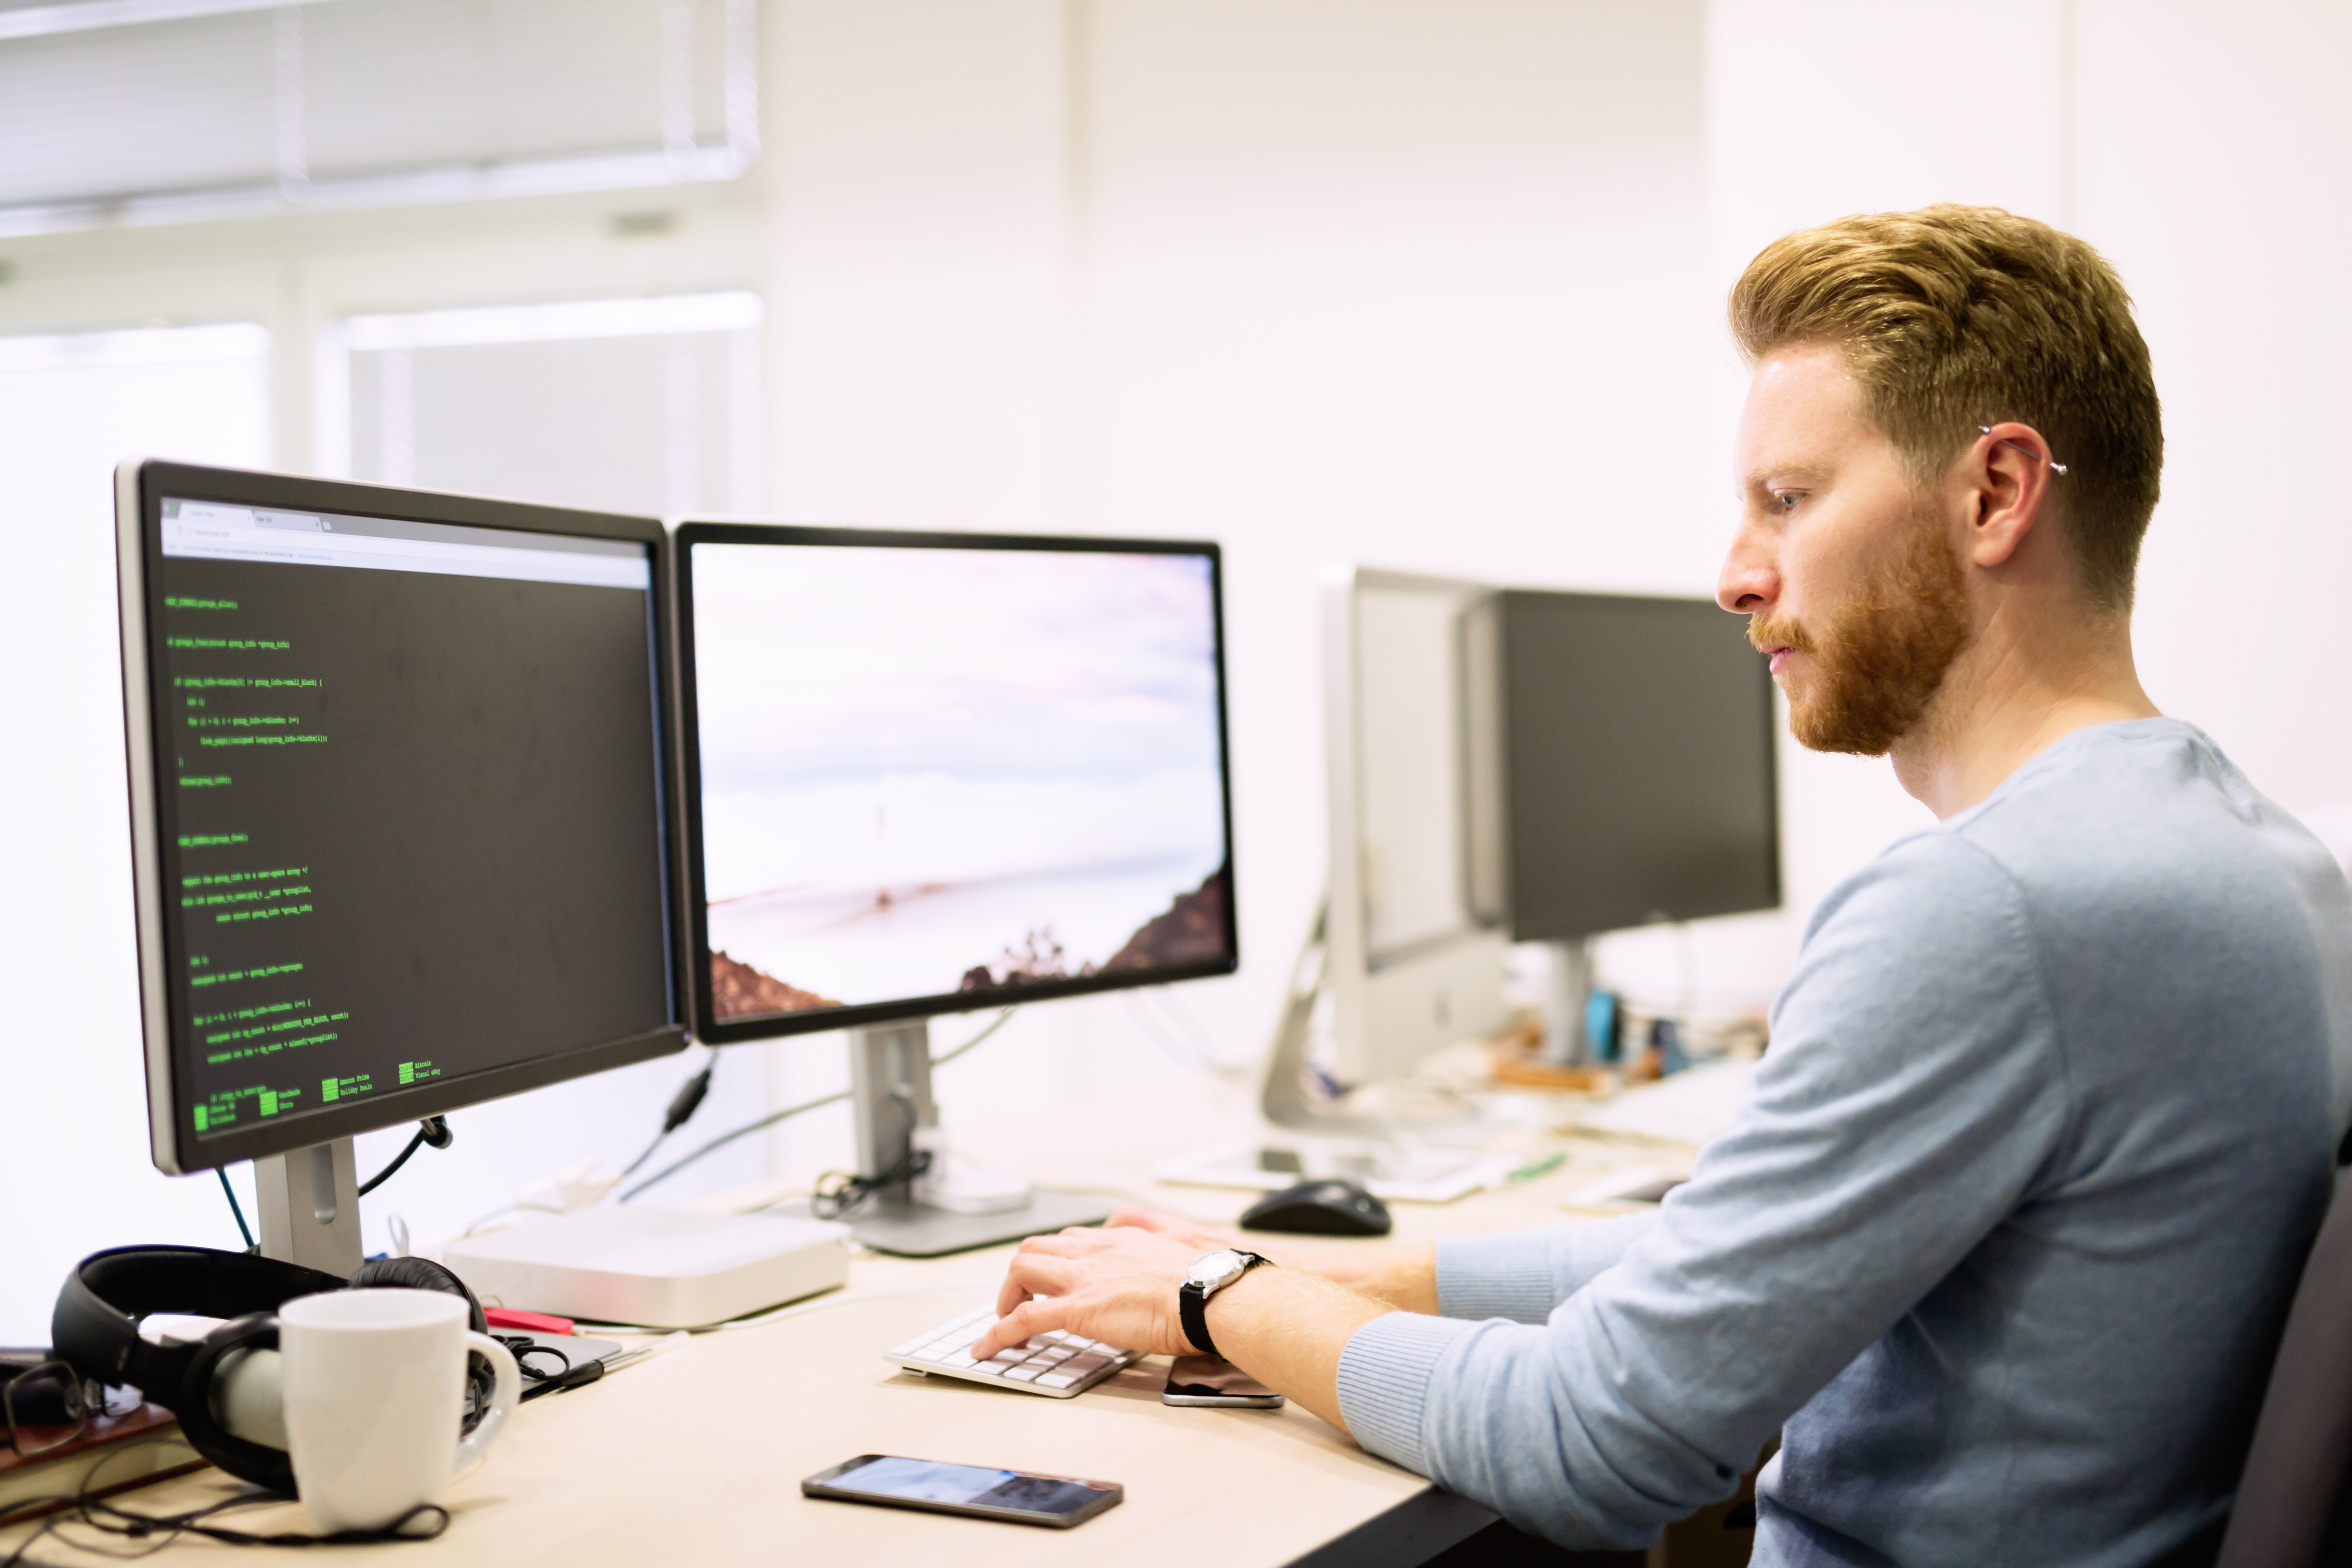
[1535, 937, 1597, 1065]
[773, 1018, 1109, 1257]
[1146, 901, 1517, 1203]
[252, 1138, 364, 1275]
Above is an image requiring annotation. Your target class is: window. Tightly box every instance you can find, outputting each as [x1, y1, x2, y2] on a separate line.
[0, 322, 273, 1344]
[319, 292, 764, 515]
[0, 0, 757, 236]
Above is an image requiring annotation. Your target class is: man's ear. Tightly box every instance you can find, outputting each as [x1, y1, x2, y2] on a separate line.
[1965, 422, 2060, 570]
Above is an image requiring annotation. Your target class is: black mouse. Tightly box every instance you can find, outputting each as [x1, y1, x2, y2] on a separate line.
[1239, 1178, 1392, 1237]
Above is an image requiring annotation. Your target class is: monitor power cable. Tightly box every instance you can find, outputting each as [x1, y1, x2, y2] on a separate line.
[356, 1117, 453, 1198]
[619, 1058, 715, 1179]
[209, 1116, 451, 1252]
[216, 1169, 256, 1253]
[616, 1008, 1017, 1204]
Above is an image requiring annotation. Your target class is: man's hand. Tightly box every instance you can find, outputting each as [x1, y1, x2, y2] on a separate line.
[1103, 1205, 1244, 1252]
[971, 1225, 1207, 1361]
[1106, 1205, 1441, 1315]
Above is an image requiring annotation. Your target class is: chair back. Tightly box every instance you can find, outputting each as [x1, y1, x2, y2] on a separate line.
[2216, 1177, 2352, 1566]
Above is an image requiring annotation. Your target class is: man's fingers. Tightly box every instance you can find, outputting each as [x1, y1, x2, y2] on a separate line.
[1005, 1250, 1080, 1296]
[972, 1293, 1071, 1359]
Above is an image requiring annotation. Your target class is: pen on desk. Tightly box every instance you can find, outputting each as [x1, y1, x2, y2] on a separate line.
[1508, 1151, 1566, 1184]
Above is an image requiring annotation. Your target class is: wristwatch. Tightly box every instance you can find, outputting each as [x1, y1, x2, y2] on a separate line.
[1179, 1247, 1273, 1360]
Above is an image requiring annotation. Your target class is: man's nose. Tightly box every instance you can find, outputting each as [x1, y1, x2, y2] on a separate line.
[1717, 521, 1778, 615]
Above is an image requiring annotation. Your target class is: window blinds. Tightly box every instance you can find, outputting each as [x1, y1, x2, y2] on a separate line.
[0, 0, 756, 235]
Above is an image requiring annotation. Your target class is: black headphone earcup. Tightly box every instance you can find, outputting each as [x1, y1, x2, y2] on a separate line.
[345, 1256, 498, 1429]
[345, 1255, 488, 1334]
[176, 1314, 297, 1495]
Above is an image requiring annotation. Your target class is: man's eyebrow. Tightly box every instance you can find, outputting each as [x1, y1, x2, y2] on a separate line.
[1739, 463, 1826, 492]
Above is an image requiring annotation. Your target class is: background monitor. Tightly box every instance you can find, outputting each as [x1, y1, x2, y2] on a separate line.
[117, 461, 688, 1192]
[1461, 588, 1780, 941]
[675, 523, 1239, 1043]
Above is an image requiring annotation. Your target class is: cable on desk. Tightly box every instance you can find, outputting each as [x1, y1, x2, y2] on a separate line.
[617, 1009, 1018, 1204]
[1, 1438, 448, 1568]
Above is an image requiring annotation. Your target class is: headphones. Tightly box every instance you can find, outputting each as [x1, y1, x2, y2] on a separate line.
[51, 1246, 490, 1494]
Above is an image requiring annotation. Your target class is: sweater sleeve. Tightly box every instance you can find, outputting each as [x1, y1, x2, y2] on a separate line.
[1435, 1214, 1658, 1322]
[1335, 833, 2074, 1550]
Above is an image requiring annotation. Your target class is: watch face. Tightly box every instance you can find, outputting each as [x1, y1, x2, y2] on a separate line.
[1185, 1248, 1247, 1291]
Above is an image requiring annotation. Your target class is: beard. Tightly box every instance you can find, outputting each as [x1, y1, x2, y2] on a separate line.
[1748, 512, 1972, 757]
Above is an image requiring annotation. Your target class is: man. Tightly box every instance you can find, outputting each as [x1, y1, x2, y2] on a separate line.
[973, 206, 2352, 1563]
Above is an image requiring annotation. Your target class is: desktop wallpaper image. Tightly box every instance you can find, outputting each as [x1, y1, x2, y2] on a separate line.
[691, 542, 1232, 1021]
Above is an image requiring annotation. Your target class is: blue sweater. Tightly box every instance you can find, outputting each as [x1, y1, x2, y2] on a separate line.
[1334, 720, 2352, 1564]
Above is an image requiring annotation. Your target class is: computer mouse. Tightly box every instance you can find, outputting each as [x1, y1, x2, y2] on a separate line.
[1238, 1178, 1392, 1237]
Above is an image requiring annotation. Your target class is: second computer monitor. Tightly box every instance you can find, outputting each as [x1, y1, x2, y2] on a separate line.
[1462, 588, 1780, 941]
[675, 524, 1238, 1042]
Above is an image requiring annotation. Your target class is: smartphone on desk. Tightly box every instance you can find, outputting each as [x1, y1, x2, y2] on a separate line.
[1162, 1355, 1284, 1408]
[802, 1455, 1123, 1528]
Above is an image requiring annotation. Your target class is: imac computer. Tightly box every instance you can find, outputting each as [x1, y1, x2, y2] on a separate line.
[1315, 567, 1512, 1093]
[116, 460, 689, 1275]
[673, 521, 1239, 1256]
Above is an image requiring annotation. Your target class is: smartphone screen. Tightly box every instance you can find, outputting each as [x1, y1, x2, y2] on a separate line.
[1161, 1355, 1285, 1407]
[802, 1455, 1123, 1528]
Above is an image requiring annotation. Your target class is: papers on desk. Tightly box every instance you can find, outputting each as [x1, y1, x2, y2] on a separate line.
[1566, 1058, 1756, 1146]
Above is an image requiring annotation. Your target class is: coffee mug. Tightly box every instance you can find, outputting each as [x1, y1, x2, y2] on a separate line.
[279, 1289, 521, 1533]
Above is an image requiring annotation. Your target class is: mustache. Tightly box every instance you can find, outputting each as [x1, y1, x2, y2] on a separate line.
[1746, 614, 1816, 655]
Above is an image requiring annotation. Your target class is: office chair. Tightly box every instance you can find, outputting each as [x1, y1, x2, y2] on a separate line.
[2215, 1172, 2352, 1566]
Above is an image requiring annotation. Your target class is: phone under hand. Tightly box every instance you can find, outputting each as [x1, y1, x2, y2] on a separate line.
[802, 1454, 1123, 1528]
[1161, 1354, 1285, 1408]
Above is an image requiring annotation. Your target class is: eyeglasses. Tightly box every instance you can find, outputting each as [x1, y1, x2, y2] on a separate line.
[2, 1359, 95, 1457]
[1979, 426, 2069, 475]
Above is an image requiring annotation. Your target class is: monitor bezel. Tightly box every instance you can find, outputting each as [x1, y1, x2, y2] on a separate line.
[119, 459, 690, 1176]
[673, 519, 1241, 1046]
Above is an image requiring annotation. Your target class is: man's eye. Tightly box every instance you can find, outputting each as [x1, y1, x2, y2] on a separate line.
[1771, 491, 1800, 514]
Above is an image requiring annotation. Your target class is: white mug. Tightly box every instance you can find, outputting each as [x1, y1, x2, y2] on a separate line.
[278, 1290, 521, 1534]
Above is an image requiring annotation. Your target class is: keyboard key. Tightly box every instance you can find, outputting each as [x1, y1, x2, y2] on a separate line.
[1063, 1352, 1110, 1373]
[962, 1361, 1004, 1376]
[1037, 1371, 1081, 1389]
[1003, 1365, 1044, 1382]
[937, 1351, 978, 1368]
[888, 1339, 926, 1357]
[1035, 1346, 1076, 1364]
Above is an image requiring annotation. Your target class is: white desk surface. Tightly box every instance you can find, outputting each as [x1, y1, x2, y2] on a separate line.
[6, 1073, 1702, 1567]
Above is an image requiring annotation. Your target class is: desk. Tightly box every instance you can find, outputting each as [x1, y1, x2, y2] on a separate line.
[4, 1074, 1700, 1568]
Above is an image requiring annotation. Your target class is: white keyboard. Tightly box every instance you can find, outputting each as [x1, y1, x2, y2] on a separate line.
[884, 1305, 1145, 1399]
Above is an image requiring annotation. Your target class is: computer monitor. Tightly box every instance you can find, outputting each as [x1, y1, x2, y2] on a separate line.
[116, 460, 687, 1271]
[673, 522, 1238, 1253]
[1461, 588, 1780, 942]
[1461, 585, 1779, 1062]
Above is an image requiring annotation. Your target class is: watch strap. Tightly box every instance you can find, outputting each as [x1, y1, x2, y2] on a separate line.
[1179, 1250, 1268, 1359]
[1179, 1278, 1218, 1359]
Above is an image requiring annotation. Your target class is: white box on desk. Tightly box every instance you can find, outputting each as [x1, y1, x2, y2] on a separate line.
[442, 1208, 851, 1328]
